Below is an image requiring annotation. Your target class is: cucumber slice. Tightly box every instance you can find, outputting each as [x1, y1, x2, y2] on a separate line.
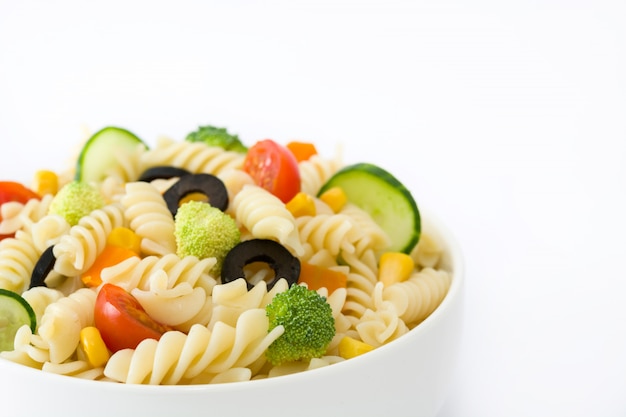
[0, 289, 36, 352]
[318, 163, 420, 254]
[75, 126, 147, 183]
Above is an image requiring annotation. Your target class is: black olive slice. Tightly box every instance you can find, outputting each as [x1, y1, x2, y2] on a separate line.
[163, 173, 229, 216]
[138, 166, 191, 182]
[221, 239, 300, 290]
[29, 245, 56, 288]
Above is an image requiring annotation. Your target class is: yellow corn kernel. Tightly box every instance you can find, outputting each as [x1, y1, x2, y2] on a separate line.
[107, 226, 142, 254]
[285, 192, 316, 217]
[79, 326, 110, 368]
[378, 252, 415, 286]
[32, 170, 59, 196]
[338, 336, 374, 359]
[319, 186, 347, 213]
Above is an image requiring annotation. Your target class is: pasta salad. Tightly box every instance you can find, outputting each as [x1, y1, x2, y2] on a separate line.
[0, 125, 452, 384]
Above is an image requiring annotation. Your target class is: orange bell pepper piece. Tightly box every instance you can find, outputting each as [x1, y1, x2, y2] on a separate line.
[297, 261, 347, 294]
[286, 141, 318, 162]
[81, 245, 139, 287]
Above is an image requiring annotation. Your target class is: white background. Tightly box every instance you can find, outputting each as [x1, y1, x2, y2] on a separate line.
[1, 1, 625, 416]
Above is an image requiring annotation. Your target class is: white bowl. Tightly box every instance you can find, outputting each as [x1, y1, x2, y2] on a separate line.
[0, 210, 464, 417]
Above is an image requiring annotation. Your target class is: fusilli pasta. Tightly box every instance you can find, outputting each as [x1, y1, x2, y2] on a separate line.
[298, 154, 342, 196]
[0, 194, 54, 236]
[52, 203, 126, 276]
[104, 309, 284, 384]
[296, 213, 360, 261]
[37, 287, 97, 363]
[381, 267, 451, 326]
[232, 184, 304, 257]
[141, 137, 245, 177]
[20, 286, 65, 329]
[208, 278, 288, 329]
[29, 214, 71, 253]
[121, 181, 176, 256]
[0, 230, 40, 293]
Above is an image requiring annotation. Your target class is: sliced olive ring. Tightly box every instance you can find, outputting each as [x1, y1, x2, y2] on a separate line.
[163, 173, 229, 216]
[138, 166, 191, 182]
[29, 245, 56, 289]
[221, 239, 300, 290]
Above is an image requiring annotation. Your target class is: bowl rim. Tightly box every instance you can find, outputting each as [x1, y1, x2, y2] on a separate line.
[0, 208, 464, 392]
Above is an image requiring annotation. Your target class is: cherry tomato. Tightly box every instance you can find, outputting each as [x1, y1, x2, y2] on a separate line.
[243, 139, 301, 203]
[94, 283, 171, 353]
[0, 181, 41, 240]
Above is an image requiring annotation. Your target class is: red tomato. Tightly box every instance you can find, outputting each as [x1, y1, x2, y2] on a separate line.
[94, 283, 171, 353]
[243, 139, 301, 203]
[0, 181, 41, 240]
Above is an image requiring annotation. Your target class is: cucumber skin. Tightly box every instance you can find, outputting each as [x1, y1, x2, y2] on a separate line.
[0, 288, 36, 333]
[75, 126, 147, 183]
[318, 163, 421, 254]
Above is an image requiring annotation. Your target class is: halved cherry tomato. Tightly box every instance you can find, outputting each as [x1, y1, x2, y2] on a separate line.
[94, 283, 171, 353]
[243, 139, 301, 203]
[0, 181, 41, 240]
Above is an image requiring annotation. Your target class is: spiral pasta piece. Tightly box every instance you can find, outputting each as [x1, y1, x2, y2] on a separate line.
[340, 249, 379, 323]
[37, 287, 97, 363]
[353, 282, 410, 347]
[298, 154, 342, 196]
[355, 305, 410, 348]
[381, 267, 451, 326]
[141, 137, 245, 177]
[121, 181, 176, 256]
[131, 271, 206, 329]
[0, 194, 54, 235]
[0, 324, 50, 369]
[0, 213, 70, 293]
[42, 360, 105, 380]
[148, 177, 179, 194]
[29, 214, 71, 253]
[411, 231, 445, 269]
[339, 203, 390, 256]
[104, 309, 284, 385]
[52, 203, 126, 276]
[98, 176, 127, 204]
[217, 168, 256, 218]
[187, 367, 253, 384]
[314, 287, 354, 355]
[0, 230, 40, 293]
[315, 286, 347, 319]
[101, 253, 217, 330]
[101, 253, 217, 293]
[21, 286, 65, 329]
[296, 213, 359, 261]
[232, 184, 304, 257]
[208, 278, 289, 328]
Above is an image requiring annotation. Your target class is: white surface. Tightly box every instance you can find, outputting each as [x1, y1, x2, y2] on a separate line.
[1, 1, 625, 416]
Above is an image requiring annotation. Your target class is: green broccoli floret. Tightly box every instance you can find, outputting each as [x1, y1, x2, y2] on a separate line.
[265, 284, 335, 366]
[174, 200, 240, 275]
[185, 125, 248, 153]
[48, 181, 105, 226]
